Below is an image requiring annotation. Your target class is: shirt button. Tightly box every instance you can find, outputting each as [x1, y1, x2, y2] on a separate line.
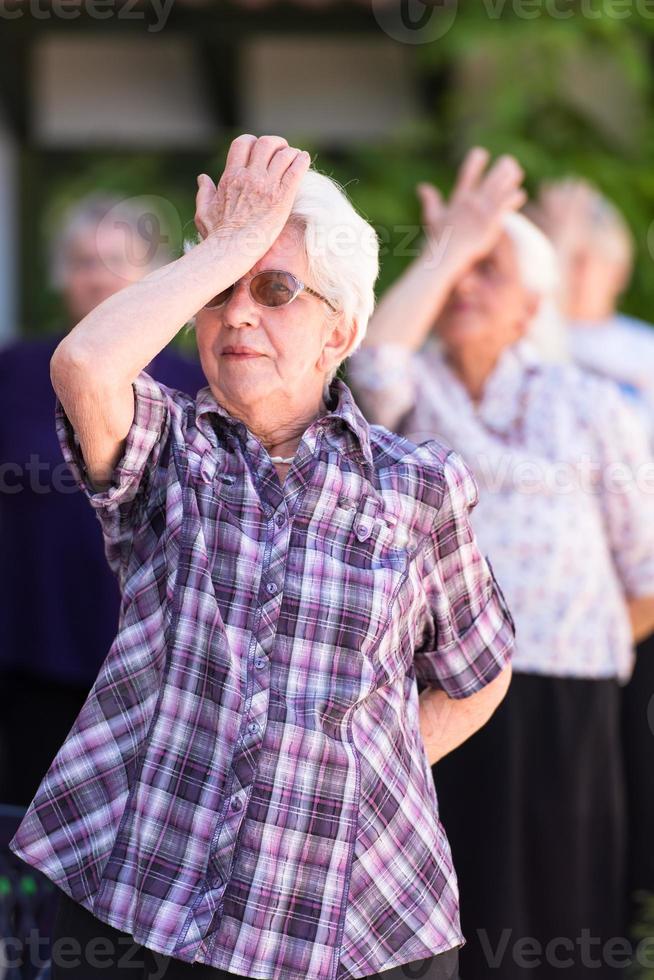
[247, 721, 259, 735]
[230, 797, 242, 812]
[275, 513, 286, 527]
[255, 657, 266, 669]
[266, 581, 278, 595]
[355, 523, 371, 541]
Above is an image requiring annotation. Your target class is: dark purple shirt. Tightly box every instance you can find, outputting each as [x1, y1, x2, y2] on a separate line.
[0, 330, 206, 686]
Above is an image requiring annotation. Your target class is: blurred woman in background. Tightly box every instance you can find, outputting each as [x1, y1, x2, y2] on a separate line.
[348, 147, 654, 979]
[533, 177, 654, 949]
[0, 194, 205, 808]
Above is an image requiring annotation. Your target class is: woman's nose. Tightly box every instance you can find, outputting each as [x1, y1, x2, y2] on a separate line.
[456, 267, 479, 295]
[223, 280, 259, 326]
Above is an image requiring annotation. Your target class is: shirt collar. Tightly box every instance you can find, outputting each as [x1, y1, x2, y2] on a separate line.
[194, 376, 373, 464]
[423, 335, 542, 435]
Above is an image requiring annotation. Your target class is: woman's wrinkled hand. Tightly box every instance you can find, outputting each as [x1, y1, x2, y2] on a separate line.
[530, 177, 597, 261]
[194, 134, 311, 260]
[417, 147, 526, 270]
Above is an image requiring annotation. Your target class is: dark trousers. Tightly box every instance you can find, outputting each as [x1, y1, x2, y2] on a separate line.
[50, 889, 460, 979]
[0, 668, 91, 807]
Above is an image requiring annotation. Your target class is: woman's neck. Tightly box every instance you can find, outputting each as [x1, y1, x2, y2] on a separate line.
[219, 387, 330, 462]
[444, 345, 502, 405]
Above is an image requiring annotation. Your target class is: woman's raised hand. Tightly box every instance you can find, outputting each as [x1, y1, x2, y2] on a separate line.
[531, 177, 596, 261]
[194, 134, 311, 261]
[359, 147, 526, 356]
[417, 147, 526, 270]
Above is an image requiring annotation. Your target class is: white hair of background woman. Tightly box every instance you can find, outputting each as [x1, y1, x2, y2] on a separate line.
[49, 194, 172, 290]
[185, 169, 380, 386]
[502, 211, 570, 364]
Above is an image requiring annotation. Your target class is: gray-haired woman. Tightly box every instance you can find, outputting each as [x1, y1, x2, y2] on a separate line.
[0, 192, 206, 810]
[10, 136, 516, 980]
[348, 147, 654, 980]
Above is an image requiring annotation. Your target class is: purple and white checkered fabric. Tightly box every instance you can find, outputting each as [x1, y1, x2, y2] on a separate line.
[10, 371, 514, 980]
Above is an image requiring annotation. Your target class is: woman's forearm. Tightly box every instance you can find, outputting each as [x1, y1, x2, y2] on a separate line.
[418, 665, 512, 765]
[53, 135, 311, 385]
[627, 595, 654, 644]
[53, 231, 246, 385]
[363, 151, 526, 353]
[362, 242, 463, 352]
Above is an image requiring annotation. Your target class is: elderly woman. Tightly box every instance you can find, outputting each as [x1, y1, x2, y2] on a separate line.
[533, 177, 654, 958]
[347, 148, 654, 980]
[0, 193, 205, 809]
[9, 136, 516, 980]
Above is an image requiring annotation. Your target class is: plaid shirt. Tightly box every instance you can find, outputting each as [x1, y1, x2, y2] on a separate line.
[10, 371, 514, 980]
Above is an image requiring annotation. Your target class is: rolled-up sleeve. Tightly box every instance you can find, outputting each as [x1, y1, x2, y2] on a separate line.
[55, 369, 171, 584]
[414, 448, 516, 698]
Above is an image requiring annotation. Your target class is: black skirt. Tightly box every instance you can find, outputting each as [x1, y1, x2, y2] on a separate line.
[621, 632, 654, 926]
[433, 671, 627, 980]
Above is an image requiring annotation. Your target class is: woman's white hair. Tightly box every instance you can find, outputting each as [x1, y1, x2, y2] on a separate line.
[185, 169, 380, 385]
[502, 211, 570, 363]
[288, 170, 380, 382]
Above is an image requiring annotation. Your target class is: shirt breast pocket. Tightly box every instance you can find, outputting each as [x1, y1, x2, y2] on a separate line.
[299, 494, 413, 694]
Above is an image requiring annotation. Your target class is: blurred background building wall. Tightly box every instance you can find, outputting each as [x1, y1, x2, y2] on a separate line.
[0, 0, 421, 342]
[2, 1, 654, 345]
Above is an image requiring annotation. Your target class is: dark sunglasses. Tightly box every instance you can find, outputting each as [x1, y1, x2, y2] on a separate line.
[204, 269, 337, 313]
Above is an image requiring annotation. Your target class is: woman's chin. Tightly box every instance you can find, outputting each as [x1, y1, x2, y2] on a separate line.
[437, 320, 487, 349]
[216, 370, 274, 405]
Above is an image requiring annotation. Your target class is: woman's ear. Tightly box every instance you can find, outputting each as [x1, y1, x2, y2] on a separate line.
[317, 316, 357, 374]
[517, 292, 540, 338]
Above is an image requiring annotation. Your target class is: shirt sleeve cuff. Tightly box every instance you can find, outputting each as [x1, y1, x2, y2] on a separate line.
[416, 576, 515, 700]
[54, 369, 169, 513]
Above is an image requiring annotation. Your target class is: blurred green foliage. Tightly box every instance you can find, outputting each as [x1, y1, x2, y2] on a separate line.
[627, 890, 654, 980]
[24, 3, 654, 348]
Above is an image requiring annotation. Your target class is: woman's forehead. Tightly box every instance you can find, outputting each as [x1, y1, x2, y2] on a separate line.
[249, 225, 308, 278]
[480, 232, 522, 277]
[492, 231, 515, 260]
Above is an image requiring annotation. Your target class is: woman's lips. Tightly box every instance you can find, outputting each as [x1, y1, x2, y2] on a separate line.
[222, 352, 262, 358]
